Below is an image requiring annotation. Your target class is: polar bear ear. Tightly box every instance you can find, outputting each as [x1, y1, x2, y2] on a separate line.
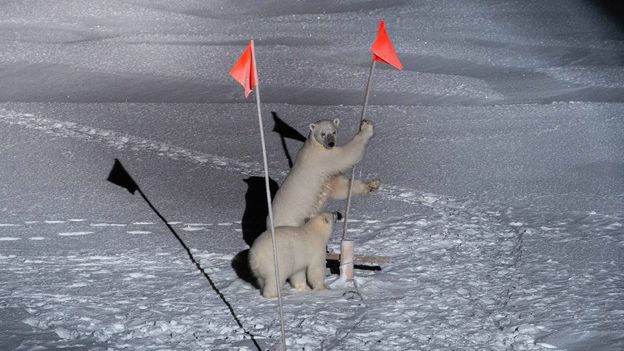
[333, 118, 340, 127]
[309, 123, 316, 132]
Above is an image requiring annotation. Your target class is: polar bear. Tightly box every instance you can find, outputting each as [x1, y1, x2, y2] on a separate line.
[270, 118, 379, 228]
[249, 212, 340, 298]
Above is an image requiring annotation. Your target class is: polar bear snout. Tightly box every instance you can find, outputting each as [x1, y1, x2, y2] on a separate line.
[325, 135, 336, 149]
[319, 212, 341, 225]
[334, 211, 343, 222]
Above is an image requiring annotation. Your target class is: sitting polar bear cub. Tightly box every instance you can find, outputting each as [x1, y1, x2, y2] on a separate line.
[250, 212, 340, 298]
[270, 118, 379, 227]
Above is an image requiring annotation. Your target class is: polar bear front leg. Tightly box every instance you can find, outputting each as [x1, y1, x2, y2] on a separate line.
[306, 261, 327, 291]
[289, 270, 310, 291]
[261, 275, 280, 299]
[366, 179, 381, 192]
[328, 175, 381, 200]
[326, 119, 374, 172]
[256, 276, 265, 292]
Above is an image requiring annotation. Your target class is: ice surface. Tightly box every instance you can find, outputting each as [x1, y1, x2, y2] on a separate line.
[1, 0, 623, 350]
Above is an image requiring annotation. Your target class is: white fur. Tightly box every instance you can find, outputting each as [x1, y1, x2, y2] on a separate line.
[249, 213, 336, 298]
[270, 119, 374, 227]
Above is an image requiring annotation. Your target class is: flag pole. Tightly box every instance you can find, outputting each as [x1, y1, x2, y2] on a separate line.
[341, 58, 376, 243]
[251, 40, 287, 350]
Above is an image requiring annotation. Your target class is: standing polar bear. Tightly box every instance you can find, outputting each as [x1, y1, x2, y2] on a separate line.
[250, 212, 340, 298]
[270, 118, 379, 227]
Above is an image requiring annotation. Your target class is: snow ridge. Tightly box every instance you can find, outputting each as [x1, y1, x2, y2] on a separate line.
[0, 108, 263, 176]
[0, 108, 442, 210]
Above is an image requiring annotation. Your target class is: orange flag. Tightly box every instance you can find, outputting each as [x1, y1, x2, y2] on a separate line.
[230, 40, 257, 97]
[370, 20, 403, 70]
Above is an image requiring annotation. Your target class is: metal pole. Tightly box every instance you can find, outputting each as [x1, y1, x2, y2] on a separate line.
[341, 59, 376, 242]
[252, 40, 287, 350]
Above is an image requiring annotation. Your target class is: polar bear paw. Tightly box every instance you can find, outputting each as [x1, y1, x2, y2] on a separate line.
[360, 119, 374, 135]
[293, 283, 311, 291]
[367, 179, 381, 192]
[312, 284, 328, 292]
[261, 287, 278, 299]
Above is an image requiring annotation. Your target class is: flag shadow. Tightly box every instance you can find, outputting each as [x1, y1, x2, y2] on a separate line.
[271, 111, 306, 169]
[107, 159, 261, 351]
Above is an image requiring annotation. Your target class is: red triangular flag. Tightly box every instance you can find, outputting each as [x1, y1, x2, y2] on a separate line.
[230, 40, 257, 98]
[370, 20, 403, 70]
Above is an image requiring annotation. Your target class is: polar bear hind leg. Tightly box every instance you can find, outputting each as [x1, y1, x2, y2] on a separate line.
[306, 261, 327, 291]
[289, 270, 309, 291]
[256, 276, 265, 291]
[261, 275, 279, 299]
[328, 175, 381, 200]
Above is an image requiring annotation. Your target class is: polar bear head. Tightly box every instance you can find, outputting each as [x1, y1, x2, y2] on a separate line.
[304, 212, 342, 240]
[309, 119, 340, 149]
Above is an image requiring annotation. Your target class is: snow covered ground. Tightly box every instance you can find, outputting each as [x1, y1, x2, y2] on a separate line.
[1, 0, 623, 350]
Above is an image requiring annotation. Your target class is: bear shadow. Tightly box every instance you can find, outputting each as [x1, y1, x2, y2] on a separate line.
[232, 176, 279, 289]
[231, 249, 259, 289]
[232, 113, 306, 289]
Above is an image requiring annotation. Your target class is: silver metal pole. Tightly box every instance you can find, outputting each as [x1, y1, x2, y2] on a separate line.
[341, 59, 376, 242]
[252, 40, 287, 350]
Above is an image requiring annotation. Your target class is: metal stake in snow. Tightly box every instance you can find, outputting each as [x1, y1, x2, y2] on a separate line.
[231, 40, 287, 350]
[340, 59, 375, 283]
[340, 20, 403, 282]
[341, 58, 376, 243]
[252, 54, 288, 351]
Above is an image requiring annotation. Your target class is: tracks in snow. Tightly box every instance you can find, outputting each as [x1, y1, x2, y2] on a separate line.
[0, 218, 242, 242]
[0, 108, 261, 177]
[0, 107, 544, 349]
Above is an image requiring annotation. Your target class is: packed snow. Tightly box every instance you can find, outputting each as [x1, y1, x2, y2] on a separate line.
[1, 0, 623, 350]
